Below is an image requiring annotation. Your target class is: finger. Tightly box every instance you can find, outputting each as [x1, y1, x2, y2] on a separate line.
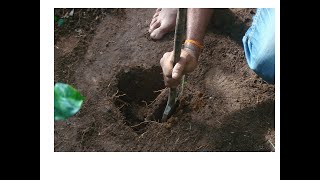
[160, 52, 174, 78]
[163, 76, 179, 88]
[163, 75, 170, 87]
[172, 57, 186, 80]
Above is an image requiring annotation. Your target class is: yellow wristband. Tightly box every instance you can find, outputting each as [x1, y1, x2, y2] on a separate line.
[184, 39, 204, 49]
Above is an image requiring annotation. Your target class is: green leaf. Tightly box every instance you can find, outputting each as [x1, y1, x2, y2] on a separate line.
[57, 19, 65, 27]
[54, 15, 58, 22]
[54, 83, 84, 120]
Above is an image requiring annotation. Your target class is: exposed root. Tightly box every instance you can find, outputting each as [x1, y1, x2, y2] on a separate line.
[146, 88, 167, 107]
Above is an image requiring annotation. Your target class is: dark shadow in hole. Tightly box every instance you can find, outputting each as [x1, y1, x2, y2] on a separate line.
[115, 66, 166, 134]
[116, 66, 165, 105]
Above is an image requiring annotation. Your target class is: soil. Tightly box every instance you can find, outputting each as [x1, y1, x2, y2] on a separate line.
[54, 8, 275, 152]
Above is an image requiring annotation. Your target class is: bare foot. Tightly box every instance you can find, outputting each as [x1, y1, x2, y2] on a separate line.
[149, 8, 177, 40]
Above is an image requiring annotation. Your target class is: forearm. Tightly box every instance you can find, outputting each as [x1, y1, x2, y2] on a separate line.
[184, 8, 213, 58]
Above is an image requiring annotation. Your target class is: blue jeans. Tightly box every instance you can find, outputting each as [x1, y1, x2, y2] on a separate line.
[242, 8, 275, 84]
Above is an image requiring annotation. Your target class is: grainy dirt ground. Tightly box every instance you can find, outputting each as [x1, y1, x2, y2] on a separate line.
[54, 8, 275, 152]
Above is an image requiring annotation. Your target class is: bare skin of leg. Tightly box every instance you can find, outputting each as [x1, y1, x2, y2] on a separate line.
[149, 8, 178, 40]
[160, 9, 214, 87]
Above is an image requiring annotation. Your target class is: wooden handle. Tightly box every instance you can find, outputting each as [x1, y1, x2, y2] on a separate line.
[162, 9, 187, 122]
[172, 8, 187, 66]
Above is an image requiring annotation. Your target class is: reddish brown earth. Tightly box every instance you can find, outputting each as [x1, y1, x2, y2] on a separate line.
[54, 8, 275, 152]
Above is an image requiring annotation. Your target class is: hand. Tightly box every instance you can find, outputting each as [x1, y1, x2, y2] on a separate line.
[160, 48, 198, 88]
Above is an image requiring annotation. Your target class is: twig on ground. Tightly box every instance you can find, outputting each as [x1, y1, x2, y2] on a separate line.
[112, 90, 126, 98]
[175, 137, 180, 144]
[117, 104, 126, 110]
[268, 139, 275, 151]
[130, 120, 161, 128]
[195, 145, 208, 151]
[107, 82, 111, 89]
[138, 131, 147, 139]
[141, 100, 148, 107]
[80, 127, 90, 143]
[153, 88, 167, 93]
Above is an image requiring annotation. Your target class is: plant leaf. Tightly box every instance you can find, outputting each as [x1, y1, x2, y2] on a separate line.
[54, 83, 84, 120]
[57, 19, 65, 27]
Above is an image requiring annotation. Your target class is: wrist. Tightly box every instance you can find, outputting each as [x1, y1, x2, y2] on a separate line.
[183, 43, 201, 60]
[183, 39, 204, 60]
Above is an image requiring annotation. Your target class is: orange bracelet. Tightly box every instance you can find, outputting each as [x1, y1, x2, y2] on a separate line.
[184, 39, 204, 49]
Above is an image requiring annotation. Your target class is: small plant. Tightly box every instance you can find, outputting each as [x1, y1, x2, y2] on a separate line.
[54, 9, 74, 27]
[54, 83, 84, 121]
[54, 15, 65, 27]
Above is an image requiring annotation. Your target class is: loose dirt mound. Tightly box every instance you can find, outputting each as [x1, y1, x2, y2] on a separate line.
[54, 8, 275, 152]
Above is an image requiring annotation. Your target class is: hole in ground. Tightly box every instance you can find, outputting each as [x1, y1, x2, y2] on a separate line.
[115, 66, 168, 134]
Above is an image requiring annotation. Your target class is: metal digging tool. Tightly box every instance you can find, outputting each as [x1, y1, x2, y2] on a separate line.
[161, 8, 187, 122]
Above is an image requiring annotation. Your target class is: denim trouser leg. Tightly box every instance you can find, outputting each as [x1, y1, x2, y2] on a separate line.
[242, 8, 275, 84]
